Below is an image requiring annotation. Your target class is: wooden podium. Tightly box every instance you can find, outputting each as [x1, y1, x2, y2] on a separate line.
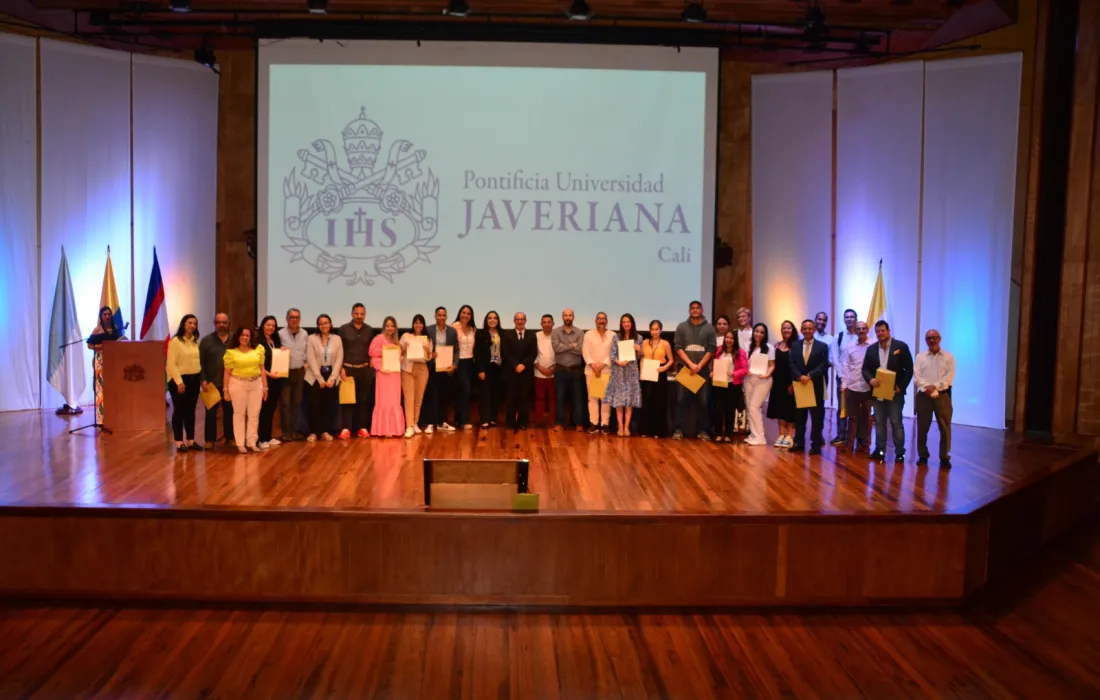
[100, 340, 166, 432]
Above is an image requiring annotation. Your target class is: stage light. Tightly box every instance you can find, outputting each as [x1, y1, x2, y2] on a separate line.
[308, 0, 327, 15]
[169, 0, 191, 12]
[803, 5, 828, 41]
[443, 0, 470, 16]
[566, 0, 591, 20]
[682, 2, 706, 23]
[194, 46, 217, 70]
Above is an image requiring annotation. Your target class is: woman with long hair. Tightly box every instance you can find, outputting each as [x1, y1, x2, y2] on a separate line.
[305, 313, 343, 442]
[167, 314, 202, 452]
[88, 305, 125, 425]
[744, 323, 776, 446]
[223, 327, 267, 454]
[639, 320, 674, 438]
[475, 310, 504, 428]
[370, 316, 406, 437]
[400, 313, 432, 438]
[257, 315, 284, 448]
[604, 313, 643, 436]
[452, 304, 477, 430]
[767, 320, 798, 447]
[712, 331, 747, 442]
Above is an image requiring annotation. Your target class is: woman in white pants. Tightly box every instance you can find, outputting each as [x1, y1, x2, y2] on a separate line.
[743, 323, 775, 446]
[223, 327, 268, 454]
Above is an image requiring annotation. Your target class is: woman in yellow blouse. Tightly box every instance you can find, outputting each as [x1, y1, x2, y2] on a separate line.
[640, 320, 675, 438]
[222, 327, 267, 453]
[167, 314, 202, 453]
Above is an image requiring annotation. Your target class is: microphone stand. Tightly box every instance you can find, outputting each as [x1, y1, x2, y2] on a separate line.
[68, 325, 127, 435]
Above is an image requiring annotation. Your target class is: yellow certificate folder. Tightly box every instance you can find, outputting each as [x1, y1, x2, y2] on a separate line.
[675, 368, 706, 394]
[793, 380, 817, 409]
[339, 377, 356, 404]
[873, 368, 896, 401]
[588, 373, 610, 400]
[200, 383, 221, 410]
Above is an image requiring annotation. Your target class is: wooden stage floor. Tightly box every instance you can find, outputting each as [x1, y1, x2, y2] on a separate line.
[0, 410, 1080, 515]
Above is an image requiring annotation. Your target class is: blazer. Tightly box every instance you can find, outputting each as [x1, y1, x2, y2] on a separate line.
[502, 328, 538, 376]
[474, 328, 503, 372]
[788, 339, 830, 401]
[861, 338, 914, 397]
[305, 333, 344, 386]
[428, 324, 459, 352]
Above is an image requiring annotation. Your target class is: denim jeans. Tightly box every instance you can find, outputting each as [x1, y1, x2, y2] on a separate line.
[873, 394, 906, 454]
[555, 369, 586, 428]
[676, 381, 711, 435]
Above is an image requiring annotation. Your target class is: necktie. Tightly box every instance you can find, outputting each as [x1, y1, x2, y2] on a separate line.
[519, 332, 523, 341]
[804, 342, 811, 363]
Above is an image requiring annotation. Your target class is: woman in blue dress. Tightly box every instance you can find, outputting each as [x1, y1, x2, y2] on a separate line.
[605, 313, 643, 437]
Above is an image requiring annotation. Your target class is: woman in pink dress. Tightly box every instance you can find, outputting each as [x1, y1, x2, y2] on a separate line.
[369, 316, 406, 437]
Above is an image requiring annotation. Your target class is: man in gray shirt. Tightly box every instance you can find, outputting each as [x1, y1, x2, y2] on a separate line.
[673, 300, 717, 440]
[277, 308, 309, 441]
[199, 312, 233, 448]
[551, 308, 586, 431]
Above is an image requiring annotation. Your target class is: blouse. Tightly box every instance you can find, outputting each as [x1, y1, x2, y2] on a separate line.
[166, 336, 200, 385]
[399, 332, 433, 373]
[456, 326, 476, 359]
[370, 334, 401, 373]
[223, 346, 266, 379]
[643, 338, 670, 363]
[305, 333, 344, 386]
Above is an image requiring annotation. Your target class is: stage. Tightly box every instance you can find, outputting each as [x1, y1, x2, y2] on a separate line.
[0, 411, 1096, 608]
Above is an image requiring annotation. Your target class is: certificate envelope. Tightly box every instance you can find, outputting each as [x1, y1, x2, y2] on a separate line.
[873, 368, 896, 401]
[200, 383, 221, 409]
[588, 373, 610, 400]
[339, 377, 356, 404]
[406, 337, 426, 361]
[675, 368, 706, 394]
[640, 358, 660, 382]
[382, 345, 401, 373]
[793, 380, 817, 409]
[270, 348, 290, 378]
[617, 340, 636, 363]
[749, 352, 769, 377]
[711, 357, 730, 388]
[435, 346, 454, 371]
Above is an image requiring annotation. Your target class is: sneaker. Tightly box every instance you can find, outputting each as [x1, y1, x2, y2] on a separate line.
[306, 434, 317, 443]
[404, 427, 414, 438]
[672, 430, 683, 440]
[338, 429, 351, 440]
[587, 426, 600, 434]
[258, 441, 269, 449]
[267, 438, 281, 446]
[322, 432, 334, 441]
[413, 425, 423, 434]
[697, 433, 711, 441]
[440, 422, 457, 432]
[830, 436, 846, 446]
[782, 436, 794, 447]
[357, 428, 370, 438]
[425, 425, 435, 434]
[773, 437, 785, 447]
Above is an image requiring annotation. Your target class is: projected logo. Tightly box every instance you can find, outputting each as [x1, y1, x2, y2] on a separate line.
[281, 106, 439, 286]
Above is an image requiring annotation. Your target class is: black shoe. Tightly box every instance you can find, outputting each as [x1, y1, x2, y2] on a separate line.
[177, 443, 188, 453]
[917, 456, 929, 466]
[587, 426, 600, 434]
[894, 453, 906, 464]
[830, 436, 846, 446]
[940, 459, 952, 470]
[790, 443, 805, 452]
[870, 450, 886, 461]
[188, 443, 204, 452]
[808, 445, 822, 456]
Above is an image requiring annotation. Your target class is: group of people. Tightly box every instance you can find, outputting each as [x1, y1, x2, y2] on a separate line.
[160, 301, 956, 468]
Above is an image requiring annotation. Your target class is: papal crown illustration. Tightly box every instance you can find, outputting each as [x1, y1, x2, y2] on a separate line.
[342, 106, 382, 173]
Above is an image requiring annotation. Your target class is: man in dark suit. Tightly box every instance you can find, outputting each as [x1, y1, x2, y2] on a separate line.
[789, 319, 831, 455]
[502, 311, 538, 430]
[861, 320, 914, 463]
[423, 306, 460, 432]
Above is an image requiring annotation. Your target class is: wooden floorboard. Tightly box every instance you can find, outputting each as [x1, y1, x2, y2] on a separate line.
[0, 410, 1083, 514]
[0, 518, 1097, 699]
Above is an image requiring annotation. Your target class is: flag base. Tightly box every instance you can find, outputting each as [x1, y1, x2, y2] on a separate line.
[55, 405, 84, 416]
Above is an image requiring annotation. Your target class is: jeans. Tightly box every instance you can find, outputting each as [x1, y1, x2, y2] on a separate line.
[873, 394, 906, 455]
[915, 389, 952, 461]
[454, 358, 475, 426]
[676, 380, 711, 435]
[279, 367, 305, 437]
[555, 368, 586, 428]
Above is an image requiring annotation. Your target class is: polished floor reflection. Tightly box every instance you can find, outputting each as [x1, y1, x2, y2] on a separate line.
[0, 410, 1077, 514]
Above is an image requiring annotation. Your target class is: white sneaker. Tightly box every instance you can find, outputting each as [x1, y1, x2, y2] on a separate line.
[258, 441, 269, 449]
[440, 422, 456, 432]
[773, 437, 785, 447]
[306, 434, 317, 443]
[267, 438, 281, 446]
[404, 427, 414, 438]
[425, 425, 434, 434]
[413, 425, 422, 434]
[322, 432, 334, 441]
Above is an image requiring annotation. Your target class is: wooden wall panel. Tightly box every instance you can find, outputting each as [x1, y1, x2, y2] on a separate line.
[714, 59, 754, 318]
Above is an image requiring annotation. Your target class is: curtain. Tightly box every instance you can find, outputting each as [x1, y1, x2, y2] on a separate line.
[750, 71, 834, 335]
[132, 54, 219, 336]
[0, 34, 40, 411]
[39, 40, 133, 409]
[920, 54, 1021, 429]
[836, 62, 924, 416]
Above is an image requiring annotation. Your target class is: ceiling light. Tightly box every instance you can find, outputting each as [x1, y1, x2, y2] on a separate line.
[308, 0, 327, 15]
[566, 0, 591, 20]
[169, 0, 191, 12]
[443, 0, 470, 16]
[682, 2, 706, 23]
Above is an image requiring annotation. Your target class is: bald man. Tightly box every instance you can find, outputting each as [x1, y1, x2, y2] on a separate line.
[914, 329, 955, 468]
[551, 308, 586, 430]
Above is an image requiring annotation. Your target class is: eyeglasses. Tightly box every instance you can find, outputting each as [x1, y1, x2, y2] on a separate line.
[926, 335, 940, 341]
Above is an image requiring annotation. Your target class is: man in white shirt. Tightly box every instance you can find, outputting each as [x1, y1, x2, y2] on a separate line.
[830, 309, 860, 446]
[914, 329, 955, 469]
[582, 312, 614, 433]
[841, 321, 873, 453]
[277, 308, 309, 441]
[533, 314, 557, 428]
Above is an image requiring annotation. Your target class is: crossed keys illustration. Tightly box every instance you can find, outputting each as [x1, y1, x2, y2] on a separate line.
[297, 138, 426, 199]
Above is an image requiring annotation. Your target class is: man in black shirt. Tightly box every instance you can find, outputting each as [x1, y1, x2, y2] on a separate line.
[338, 303, 374, 439]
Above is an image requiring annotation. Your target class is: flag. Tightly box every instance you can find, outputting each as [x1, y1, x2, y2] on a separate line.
[140, 248, 170, 351]
[99, 246, 124, 332]
[47, 247, 87, 408]
[867, 259, 889, 325]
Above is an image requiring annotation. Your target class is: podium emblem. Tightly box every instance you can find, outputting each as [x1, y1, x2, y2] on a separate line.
[123, 364, 145, 382]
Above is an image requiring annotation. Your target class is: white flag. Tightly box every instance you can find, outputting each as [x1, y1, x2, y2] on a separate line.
[47, 248, 87, 407]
